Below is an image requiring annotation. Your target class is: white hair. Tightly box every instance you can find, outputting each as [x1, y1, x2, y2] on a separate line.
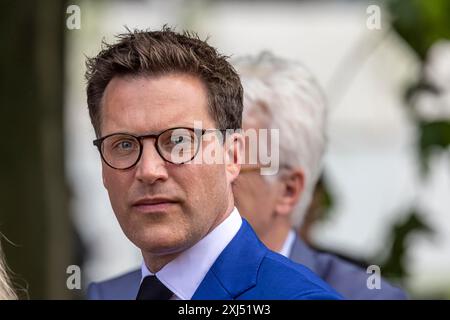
[233, 52, 327, 227]
[0, 241, 17, 300]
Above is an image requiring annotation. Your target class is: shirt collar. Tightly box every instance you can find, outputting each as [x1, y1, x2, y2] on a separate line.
[140, 207, 242, 300]
[279, 229, 296, 258]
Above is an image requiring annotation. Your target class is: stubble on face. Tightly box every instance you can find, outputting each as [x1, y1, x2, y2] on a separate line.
[100, 73, 233, 272]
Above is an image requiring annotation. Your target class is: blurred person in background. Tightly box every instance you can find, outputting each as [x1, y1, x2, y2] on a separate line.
[232, 52, 407, 299]
[85, 28, 341, 300]
[0, 240, 17, 300]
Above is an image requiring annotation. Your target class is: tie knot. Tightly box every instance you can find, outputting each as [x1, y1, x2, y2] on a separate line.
[136, 275, 173, 300]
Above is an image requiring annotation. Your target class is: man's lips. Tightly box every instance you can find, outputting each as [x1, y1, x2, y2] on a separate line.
[131, 198, 178, 213]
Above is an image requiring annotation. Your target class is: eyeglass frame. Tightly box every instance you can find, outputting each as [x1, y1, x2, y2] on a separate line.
[93, 127, 227, 170]
[239, 164, 292, 175]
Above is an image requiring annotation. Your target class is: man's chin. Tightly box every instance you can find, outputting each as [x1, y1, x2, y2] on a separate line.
[133, 233, 189, 256]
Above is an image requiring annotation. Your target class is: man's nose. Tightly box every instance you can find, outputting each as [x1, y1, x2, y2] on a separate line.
[135, 139, 169, 184]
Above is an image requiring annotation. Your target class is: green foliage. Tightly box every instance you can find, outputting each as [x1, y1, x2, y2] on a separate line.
[377, 210, 433, 280]
[418, 120, 450, 173]
[315, 175, 335, 222]
[386, 0, 450, 59]
[376, 0, 450, 293]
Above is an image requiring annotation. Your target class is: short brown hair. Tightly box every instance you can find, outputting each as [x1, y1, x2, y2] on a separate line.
[85, 26, 243, 137]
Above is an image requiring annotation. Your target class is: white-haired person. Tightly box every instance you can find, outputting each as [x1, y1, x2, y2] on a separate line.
[232, 52, 407, 299]
[0, 241, 17, 300]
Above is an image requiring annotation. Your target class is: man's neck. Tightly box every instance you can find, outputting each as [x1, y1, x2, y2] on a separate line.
[142, 251, 182, 273]
[259, 220, 292, 253]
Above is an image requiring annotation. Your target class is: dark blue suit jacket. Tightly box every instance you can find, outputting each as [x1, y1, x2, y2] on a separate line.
[289, 235, 407, 299]
[87, 220, 342, 300]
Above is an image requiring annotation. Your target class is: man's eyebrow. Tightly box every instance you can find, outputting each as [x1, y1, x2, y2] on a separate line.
[101, 124, 202, 136]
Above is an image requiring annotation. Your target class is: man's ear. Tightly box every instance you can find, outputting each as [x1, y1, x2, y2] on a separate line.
[224, 132, 244, 183]
[275, 169, 305, 217]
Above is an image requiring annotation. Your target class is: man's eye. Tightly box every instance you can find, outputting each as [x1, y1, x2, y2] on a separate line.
[114, 140, 135, 150]
[121, 141, 132, 148]
[171, 135, 191, 144]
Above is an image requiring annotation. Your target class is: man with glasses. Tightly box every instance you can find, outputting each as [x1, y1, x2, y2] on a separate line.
[85, 28, 341, 300]
[232, 52, 407, 299]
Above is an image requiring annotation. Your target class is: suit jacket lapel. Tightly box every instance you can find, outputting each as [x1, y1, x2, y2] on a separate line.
[192, 219, 267, 300]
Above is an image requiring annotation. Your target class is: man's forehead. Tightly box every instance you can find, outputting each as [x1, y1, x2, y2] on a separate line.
[102, 74, 208, 108]
[100, 74, 214, 135]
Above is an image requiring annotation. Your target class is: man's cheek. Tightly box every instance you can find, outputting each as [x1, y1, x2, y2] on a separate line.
[101, 166, 108, 189]
[102, 166, 117, 190]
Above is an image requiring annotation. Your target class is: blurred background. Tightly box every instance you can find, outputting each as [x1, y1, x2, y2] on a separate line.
[0, 0, 449, 299]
